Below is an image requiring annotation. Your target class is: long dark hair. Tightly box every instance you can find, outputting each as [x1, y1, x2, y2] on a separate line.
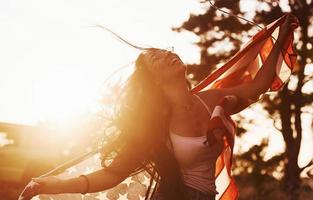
[98, 29, 190, 200]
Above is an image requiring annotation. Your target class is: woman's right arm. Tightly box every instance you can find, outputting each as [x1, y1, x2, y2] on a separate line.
[20, 144, 142, 199]
[20, 168, 129, 199]
[62, 168, 129, 193]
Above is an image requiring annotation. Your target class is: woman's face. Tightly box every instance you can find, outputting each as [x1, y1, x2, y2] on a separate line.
[143, 49, 186, 84]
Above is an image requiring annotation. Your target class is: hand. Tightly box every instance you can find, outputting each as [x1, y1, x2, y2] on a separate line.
[220, 95, 238, 115]
[203, 128, 224, 146]
[18, 176, 64, 200]
[277, 13, 299, 42]
[207, 129, 224, 154]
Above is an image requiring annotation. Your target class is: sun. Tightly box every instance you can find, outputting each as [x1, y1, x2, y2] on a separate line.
[32, 67, 100, 124]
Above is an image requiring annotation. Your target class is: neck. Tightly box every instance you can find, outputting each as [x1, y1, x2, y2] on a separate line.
[163, 82, 193, 112]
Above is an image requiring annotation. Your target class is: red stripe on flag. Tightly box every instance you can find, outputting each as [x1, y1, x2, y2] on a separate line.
[215, 151, 225, 178]
[211, 67, 254, 89]
[260, 37, 274, 63]
[271, 76, 284, 91]
[282, 35, 297, 70]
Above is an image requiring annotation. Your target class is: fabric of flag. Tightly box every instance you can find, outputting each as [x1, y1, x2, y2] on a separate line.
[190, 13, 298, 200]
[20, 14, 298, 200]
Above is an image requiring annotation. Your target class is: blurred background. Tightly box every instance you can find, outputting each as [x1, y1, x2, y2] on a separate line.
[0, 0, 312, 199]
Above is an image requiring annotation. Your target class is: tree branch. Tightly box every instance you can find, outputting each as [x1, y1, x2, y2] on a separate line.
[300, 159, 313, 172]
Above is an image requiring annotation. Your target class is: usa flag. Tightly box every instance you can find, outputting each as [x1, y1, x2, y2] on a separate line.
[19, 14, 298, 200]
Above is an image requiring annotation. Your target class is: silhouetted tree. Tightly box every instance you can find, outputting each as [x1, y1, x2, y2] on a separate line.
[254, 2, 313, 199]
[233, 139, 285, 199]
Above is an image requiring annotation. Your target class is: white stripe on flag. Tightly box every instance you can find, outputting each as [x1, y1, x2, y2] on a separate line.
[277, 55, 291, 82]
[215, 165, 231, 200]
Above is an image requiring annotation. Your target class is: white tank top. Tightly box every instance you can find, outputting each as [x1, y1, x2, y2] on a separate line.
[168, 94, 223, 195]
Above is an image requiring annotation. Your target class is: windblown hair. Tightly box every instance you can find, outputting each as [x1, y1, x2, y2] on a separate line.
[99, 49, 190, 199]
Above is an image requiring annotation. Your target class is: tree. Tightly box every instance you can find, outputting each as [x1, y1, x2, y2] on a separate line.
[174, 0, 313, 199]
[254, 1, 313, 199]
[233, 139, 286, 199]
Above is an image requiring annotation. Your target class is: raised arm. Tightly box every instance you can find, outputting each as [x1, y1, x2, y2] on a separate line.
[223, 14, 298, 97]
[199, 14, 298, 114]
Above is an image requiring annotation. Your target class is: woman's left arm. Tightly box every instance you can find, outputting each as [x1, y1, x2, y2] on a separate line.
[200, 14, 298, 114]
[220, 33, 284, 101]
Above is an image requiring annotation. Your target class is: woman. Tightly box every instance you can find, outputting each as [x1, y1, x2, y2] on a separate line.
[20, 14, 298, 200]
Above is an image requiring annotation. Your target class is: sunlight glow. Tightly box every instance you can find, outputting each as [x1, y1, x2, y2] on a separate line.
[0, 132, 14, 147]
[0, 0, 201, 125]
[32, 67, 99, 122]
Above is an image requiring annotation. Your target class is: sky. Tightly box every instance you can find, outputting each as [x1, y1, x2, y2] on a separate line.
[0, 0, 312, 167]
[0, 0, 202, 125]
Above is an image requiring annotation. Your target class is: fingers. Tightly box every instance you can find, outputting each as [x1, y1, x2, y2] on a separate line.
[286, 13, 297, 22]
[278, 13, 299, 41]
[290, 15, 299, 29]
[285, 13, 299, 29]
[204, 128, 224, 147]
